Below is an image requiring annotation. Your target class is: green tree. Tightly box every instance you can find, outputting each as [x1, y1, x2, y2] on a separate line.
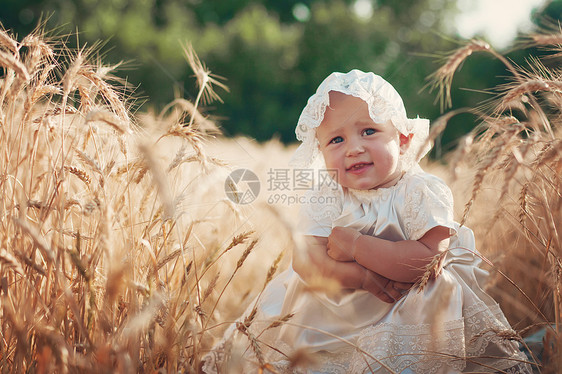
[7, 0, 552, 149]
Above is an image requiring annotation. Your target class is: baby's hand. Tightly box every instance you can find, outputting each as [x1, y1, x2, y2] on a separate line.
[327, 226, 361, 262]
[362, 271, 413, 303]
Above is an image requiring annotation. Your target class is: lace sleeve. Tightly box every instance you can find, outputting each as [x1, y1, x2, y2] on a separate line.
[402, 173, 456, 241]
[297, 183, 343, 237]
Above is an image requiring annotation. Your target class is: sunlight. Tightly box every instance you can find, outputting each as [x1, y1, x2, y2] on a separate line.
[456, 0, 548, 49]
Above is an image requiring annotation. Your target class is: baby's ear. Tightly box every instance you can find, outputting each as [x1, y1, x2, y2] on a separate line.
[399, 133, 413, 154]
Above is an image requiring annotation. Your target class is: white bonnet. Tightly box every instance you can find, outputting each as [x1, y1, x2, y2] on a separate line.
[289, 69, 431, 170]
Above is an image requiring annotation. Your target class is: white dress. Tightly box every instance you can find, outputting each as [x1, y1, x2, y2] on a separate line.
[203, 168, 532, 374]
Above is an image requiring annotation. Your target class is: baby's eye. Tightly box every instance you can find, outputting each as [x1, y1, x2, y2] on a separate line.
[329, 136, 343, 144]
[362, 128, 376, 136]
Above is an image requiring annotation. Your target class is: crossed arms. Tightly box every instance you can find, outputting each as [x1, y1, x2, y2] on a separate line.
[292, 226, 451, 303]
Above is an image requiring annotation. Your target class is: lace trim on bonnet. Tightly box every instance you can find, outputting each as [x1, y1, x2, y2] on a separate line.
[289, 69, 431, 170]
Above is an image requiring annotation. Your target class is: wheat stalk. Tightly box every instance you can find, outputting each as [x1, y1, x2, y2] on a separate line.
[0, 28, 18, 53]
[0, 49, 31, 81]
[183, 42, 229, 107]
[427, 40, 490, 110]
[86, 109, 131, 134]
[0, 248, 25, 275]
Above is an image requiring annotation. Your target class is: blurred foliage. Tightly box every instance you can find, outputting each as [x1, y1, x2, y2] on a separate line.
[0, 0, 560, 149]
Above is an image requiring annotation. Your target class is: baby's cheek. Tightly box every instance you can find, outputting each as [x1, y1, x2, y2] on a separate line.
[328, 169, 340, 183]
[321, 155, 341, 179]
[379, 144, 401, 167]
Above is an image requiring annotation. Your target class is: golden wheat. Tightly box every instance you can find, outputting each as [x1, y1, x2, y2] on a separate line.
[0, 28, 290, 373]
[2, 23, 561, 373]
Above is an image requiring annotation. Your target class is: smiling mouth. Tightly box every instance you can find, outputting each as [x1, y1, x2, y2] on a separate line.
[346, 162, 373, 172]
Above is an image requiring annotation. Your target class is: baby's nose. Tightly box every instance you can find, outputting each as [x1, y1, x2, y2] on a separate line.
[346, 141, 365, 156]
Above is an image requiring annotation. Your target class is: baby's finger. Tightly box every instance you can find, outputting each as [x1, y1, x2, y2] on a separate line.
[378, 292, 394, 303]
[327, 249, 353, 262]
[366, 286, 394, 303]
[392, 282, 413, 291]
[383, 286, 402, 301]
[362, 272, 397, 303]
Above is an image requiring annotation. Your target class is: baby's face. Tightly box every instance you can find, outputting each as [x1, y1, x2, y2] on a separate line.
[316, 91, 409, 190]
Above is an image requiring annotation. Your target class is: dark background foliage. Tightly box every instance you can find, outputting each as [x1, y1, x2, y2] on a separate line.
[1, 0, 560, 152]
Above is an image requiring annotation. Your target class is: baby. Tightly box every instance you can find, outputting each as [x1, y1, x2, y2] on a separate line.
[204, 70, 531, 374]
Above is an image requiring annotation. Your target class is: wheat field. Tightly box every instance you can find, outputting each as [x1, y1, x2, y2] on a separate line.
[0, 27, 560, 373]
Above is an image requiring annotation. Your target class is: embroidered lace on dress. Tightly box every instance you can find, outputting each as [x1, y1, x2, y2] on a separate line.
[348, 301, 530, 374]
[402, 172, 456, 240]
[345, 169, 412, 204]
[202, 300, 531, 374]
[345, 169, 457, 241]
[301, 183, 343, 224]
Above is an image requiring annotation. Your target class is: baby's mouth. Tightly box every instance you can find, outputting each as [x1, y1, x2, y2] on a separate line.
[346, 162, 372, 172]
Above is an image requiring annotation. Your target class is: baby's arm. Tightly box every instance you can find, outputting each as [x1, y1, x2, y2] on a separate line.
[327, 226, 451, 283]
[293, 235, 410, 303]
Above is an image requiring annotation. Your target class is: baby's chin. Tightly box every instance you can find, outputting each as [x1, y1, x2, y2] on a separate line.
[342, 178, 400, 190]
[341, 181, 378, 190]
